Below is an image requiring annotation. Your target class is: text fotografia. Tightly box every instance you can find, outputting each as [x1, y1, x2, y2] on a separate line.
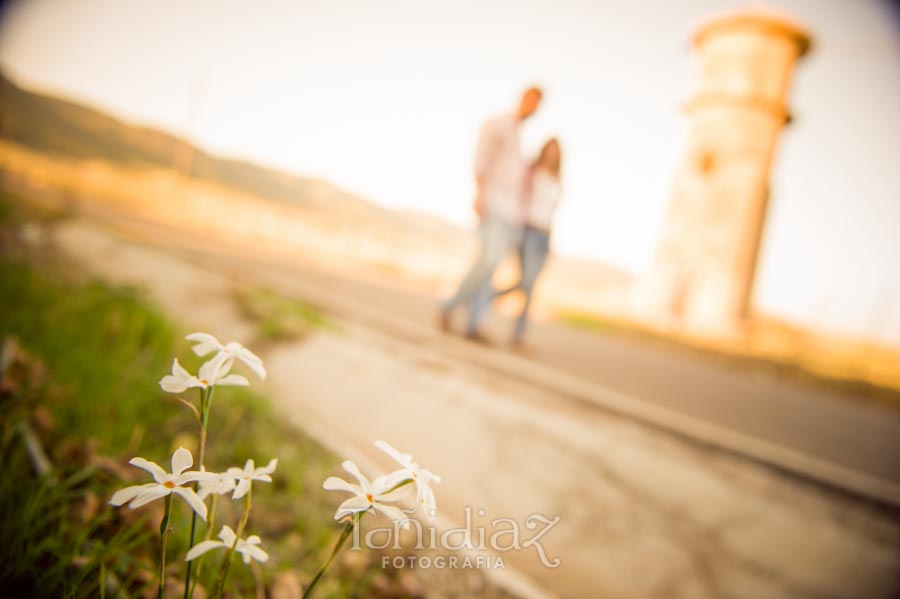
[383, 554, 506, 570]
[351, 507, 561, 568]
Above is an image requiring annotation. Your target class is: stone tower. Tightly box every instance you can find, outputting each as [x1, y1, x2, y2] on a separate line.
[636, 5, 811, 336]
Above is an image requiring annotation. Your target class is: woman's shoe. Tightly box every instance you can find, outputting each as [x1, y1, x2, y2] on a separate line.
[510, 337, 535, 355]
[438, 310, 452, 333]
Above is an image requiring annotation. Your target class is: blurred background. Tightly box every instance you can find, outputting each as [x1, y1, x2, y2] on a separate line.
[2, 0, 900, 378]
[1, 1, 899, 597]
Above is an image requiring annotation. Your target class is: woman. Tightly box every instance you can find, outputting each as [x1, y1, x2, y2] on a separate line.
[496, 138, 562, 348]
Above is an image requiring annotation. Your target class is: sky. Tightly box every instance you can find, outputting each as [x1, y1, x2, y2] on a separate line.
[1, 0, 899, 344]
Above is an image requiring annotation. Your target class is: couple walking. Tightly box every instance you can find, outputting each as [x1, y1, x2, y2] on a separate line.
[440, 87, 562, 348]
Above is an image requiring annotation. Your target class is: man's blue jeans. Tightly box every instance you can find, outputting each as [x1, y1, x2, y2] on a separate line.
[443, 214, 519, 334]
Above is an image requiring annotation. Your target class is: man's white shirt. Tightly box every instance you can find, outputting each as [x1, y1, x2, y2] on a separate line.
[473, 113, 525, 223]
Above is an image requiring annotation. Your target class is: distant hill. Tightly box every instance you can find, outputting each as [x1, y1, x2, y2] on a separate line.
[0, 70, 629, 286]
[0, 70, 380, 216]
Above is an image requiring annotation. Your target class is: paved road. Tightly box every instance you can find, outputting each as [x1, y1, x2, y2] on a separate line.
[387, 288, 895, 486]
[56, 202, 900, 496]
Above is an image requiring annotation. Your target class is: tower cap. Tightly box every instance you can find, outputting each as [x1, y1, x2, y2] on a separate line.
[693, 4, 812, 57]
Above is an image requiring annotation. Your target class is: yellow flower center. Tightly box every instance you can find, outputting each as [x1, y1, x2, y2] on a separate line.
[365, 493, 373, 503]
[164, 481, 175, 489]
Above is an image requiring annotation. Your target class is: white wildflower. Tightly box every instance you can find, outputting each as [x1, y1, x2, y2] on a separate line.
[185, 332, 266, 380]
[375, 440, 441, 520]
[323, 460, 411, 525]
[226, 458, 277, 499]
[185, 525, 269, 564]
[109, 447, 214, 520]
[197, 470, 238, 501]
[159, 357, 249, 394]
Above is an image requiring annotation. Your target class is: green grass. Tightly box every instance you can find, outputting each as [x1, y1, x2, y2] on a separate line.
[0, 195, 380, 597]
[0, 261, 179, 453]
[0, 452, 153, 598]
[558, 312, 620, 335]
[237, 286, 337, 342]
[0, 253, 183, 597]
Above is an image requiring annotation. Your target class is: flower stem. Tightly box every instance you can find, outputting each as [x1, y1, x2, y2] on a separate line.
[188, 493, 217, 598]
[301, 514, 358, 599]
[213, 488, 251, 599]
[184, 386, 213, 599]
[158, 494, 174, 599]
[198, 386, 214, 466]
[100, 559, 106, 599]
[183, 516, 198, 599]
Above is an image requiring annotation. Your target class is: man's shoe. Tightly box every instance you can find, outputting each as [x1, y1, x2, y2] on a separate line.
[465, 330, 491, 345]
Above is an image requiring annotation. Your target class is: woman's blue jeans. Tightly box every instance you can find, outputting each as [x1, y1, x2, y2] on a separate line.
[496, 225, 550, 341]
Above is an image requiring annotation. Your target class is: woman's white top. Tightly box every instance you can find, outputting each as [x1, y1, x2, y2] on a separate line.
[526, 168, 561, 231]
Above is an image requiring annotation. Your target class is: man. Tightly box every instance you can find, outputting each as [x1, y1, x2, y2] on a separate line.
[440, 87, 543, 341]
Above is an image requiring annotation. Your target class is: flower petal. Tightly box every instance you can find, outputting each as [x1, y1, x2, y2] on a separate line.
[374, 470, 413, 495]
[334, 495, 372, 519]
[128, 484, 172, 509]
[374, 440, 412, 468]
[159, 375, 188, 394]
[199, 353, 232, 383]
[216, 374, 249, 387]
[109, 483, 157, 506]
[421, 468, 442, 484]
[323, 476, 360, 494]
[237, 352, 266, 380]
[420, 484, 438, 520]
[341, 460, 370, 490]
[198, 477, 236, 500]
[218, 525, 237, 547]
[186, 332, 220, 344]
[232, 478, 251, 499]
[230, 342, 262, 362]
[185, 540, 225, 561]
[186, 332, 222, 356]
[173, 486, 208, 521]
[171, 447, 194, 476]
[175, 470, 216, 486]
[372, 502, 410, 524]
[242, 544, 269, 563]
[129, 457, 168, 483]
[259, 458, 278, 475]
[377, 483, 414, 504]
[172, 358, 192, 380]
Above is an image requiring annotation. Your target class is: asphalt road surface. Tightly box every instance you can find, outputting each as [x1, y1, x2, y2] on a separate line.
[50, 201, 900, 497]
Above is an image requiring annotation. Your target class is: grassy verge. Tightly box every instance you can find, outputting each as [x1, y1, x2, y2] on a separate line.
[0, 194, 381, 597]
[236, 286, 337, 342]
[557, 310, 900, 405]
